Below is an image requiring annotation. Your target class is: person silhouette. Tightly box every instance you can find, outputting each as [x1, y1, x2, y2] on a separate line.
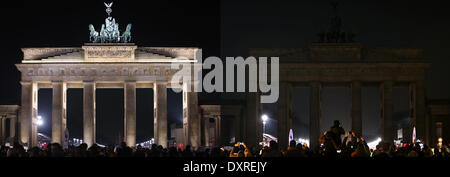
[330, 120, 345, 147]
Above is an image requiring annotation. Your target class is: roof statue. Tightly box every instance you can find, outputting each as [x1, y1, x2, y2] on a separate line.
[105, 2, 113, 16]
[317, 1, 356, 43]
[89, 2, 132, 43]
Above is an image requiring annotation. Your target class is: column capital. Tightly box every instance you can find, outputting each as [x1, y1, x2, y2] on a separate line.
[413, 79, 425, 86]
[351, 80, 362, 85]
[154, 81, 168, 85]
[188, 80, 201, 85]
[125, 80, 137, 83]
[381, 80, 394, 86]
[82, 80, 95, 83]
[309, 81, 321, 87]
[280, 81, 293, 86]
[20, 81, 32, 85]
[83, 81, 96, 88]
[51, 80, 65, 83]
[51, 81, 67, 87]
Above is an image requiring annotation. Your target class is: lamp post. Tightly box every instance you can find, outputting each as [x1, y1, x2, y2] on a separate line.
[262, 114, 268, 141]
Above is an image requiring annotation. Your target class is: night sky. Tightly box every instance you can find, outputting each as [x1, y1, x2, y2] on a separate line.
[1, 0, 449, 144]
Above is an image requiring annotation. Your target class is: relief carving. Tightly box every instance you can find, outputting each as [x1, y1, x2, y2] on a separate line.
[122, 68, 129, 76]
[26, 69, 34, 76]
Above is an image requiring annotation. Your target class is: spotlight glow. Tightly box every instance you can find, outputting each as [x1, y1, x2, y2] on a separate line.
[297, 138, 310, 147]
[37, 119, 44, 126]
[262, 114, 268, 122]
[367, 137, 382, 150]
[36, 115, 44, 126]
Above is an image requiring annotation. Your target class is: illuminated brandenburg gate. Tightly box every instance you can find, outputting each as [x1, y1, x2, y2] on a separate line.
[16, 44, 201, 148]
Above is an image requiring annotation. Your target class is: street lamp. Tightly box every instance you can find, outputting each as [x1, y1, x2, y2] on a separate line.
[261, 114, 268, 135]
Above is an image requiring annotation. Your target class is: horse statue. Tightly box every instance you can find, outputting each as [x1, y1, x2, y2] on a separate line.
[121, 24, 132, 43]
[89, 24, 99, 42]
[112, 24, 121, 42]
[100, 24, 108, 43]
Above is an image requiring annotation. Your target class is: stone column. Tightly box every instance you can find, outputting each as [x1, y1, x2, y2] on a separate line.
[19, 82, 38, 147]
[203, 117, 210, 147]
[83, 81, 96, 147]
[214, 116, 221, 146]
[278, 82, 292, 150]
[380, 81, 394, 143]
[309, 82, 322, 150]
[183, 82, 200, 148]
[429, 111, 436, 145]
[244, 92, 262, 147]
[0, 118, 4, 145]
[408, 83, 415, 143]
[124, 81, 137, 147]
[10, 117, 16, 140]
[52, 82, 67, 145]
[351, 81, 363, 137]
[410, 80, 427, 144]
[154, 82, 167, 148]
[233, 111, 242, 142]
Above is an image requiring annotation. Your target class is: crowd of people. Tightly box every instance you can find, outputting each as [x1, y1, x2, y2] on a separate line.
[312, 120, 450, 158]
[0, 120, 449, 158]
